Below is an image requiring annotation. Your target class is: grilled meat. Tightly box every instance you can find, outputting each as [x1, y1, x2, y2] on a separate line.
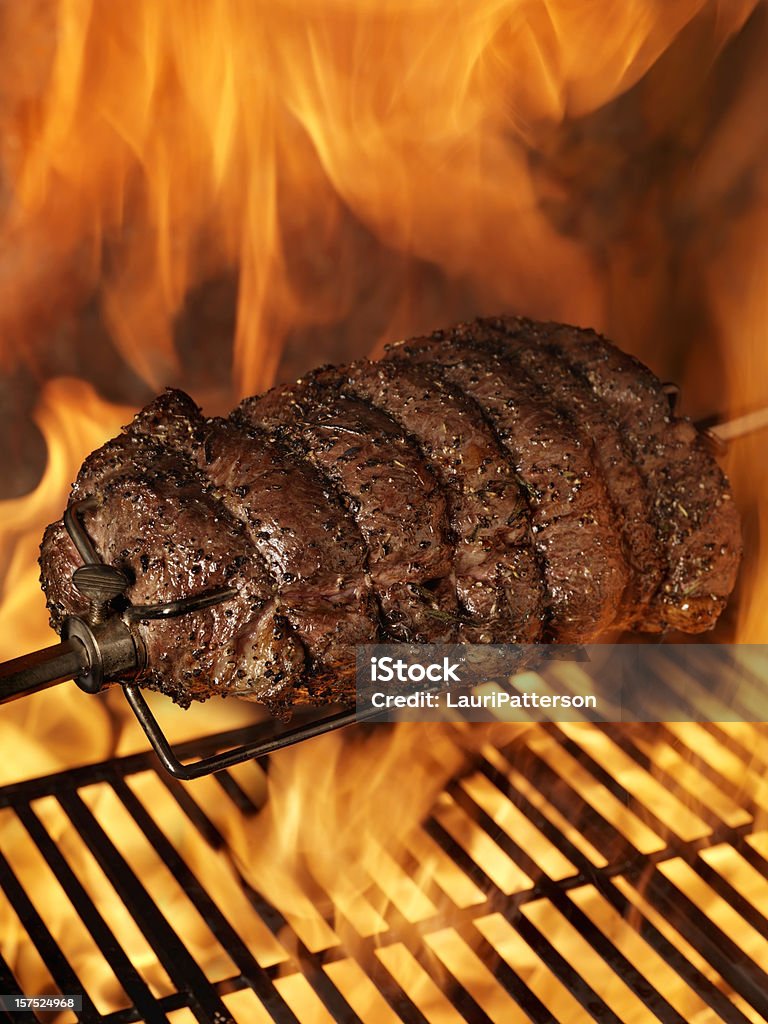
[241, 378, 459, 644]
[319, 359, 544, 645]
[39, 317, 742, 710]
[532, 320, 740, 631]
[375, 344, 630, 641]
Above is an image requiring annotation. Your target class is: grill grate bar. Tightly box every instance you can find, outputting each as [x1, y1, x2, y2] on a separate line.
[412, 964, 499, 1024]
[233, 855, 504, 1024]
[158, 773, 229, 849]
[475, 755, 605, 876]
[55, 789, 236, 1024]
[0, 953, 36, 1024]
[487, 731, 766, 882]
[694, 854, 768, 937]
[0, 849, 98, 1021]
[466, 933, 559, 1024]
[702, 722, 768, 778]
[738, 833, 768, 877]
[286, 955, 365, 1024]
[199, 808, 707, 1024]
[109, 774, 303, 1024]
[422, 816, 502, 898]
[212, 769, 261, 816]
[0, 724, 277, 806]
[511, 910, 623, 1024]
[544, 883, 689, 1023]
[445, 779, 546, 885]
[3, 718, 768, 1022]
[600, 724, 742, 833]
[426, 740, 768, 1022]
[461, 754, 694, 893]
[642, 870, 768, 1016]
[591, 874, 758, 1024]
[100, 983, 248, 1024]
[296, 945, 439, 1024]
[444, 775, 692, 1022]
[552, 731, 683, 844]
[345, 956, 434, 1024]
[658, 723, 768, 814]
[231, 870, 465, 1024]
[13, 801, 170, 1023]
[500, 739, 641, 865]
[325, 882, 503, 1023]
[195, 721, 768, 1024]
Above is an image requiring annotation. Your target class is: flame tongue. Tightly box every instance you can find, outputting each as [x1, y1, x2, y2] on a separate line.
[0, 0, 758, 393]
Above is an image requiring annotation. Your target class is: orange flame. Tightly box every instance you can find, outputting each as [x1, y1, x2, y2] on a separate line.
[0, 0, 757, 393]
[0, 381, 132, 784]
[1, 0, 767, 1014]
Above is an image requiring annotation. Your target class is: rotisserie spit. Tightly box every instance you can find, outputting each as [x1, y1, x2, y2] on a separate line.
[0, 315, 750, 777]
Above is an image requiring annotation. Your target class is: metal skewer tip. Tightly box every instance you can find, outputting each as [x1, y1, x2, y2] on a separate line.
[703, 405, 768, 444]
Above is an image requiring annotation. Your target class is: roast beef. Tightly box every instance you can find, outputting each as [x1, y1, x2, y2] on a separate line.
[38, 317, 742, 710]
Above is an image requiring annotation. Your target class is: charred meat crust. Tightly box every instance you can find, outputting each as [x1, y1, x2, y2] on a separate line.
[392, 319, 665, 630]
[44, 433, 306, 708]
[38, 317, 742, 708]
[332, 358, 545, 643]
[237, 375, 459, 642]
[200, 419, 379, 649]
[386, 328, 630, 642]
[521, 317, 742, 632]
[131, 391, 381, 696]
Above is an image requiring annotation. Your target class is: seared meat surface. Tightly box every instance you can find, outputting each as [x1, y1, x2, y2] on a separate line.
[387, 338, 630, 641]
[39, 317, 742, 710]
[238, 376, 458, 643]
[535, 320, 741, 631]
[331, 358, 543, 644]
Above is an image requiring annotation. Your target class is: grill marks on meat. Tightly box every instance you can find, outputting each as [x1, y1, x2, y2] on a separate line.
[237, 377, 459, 642]
[38, 317, 742, 707]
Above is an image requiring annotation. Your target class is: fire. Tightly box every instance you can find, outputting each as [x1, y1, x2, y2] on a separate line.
[711, 193, 768, 641]
[0, 380, 132, 784]
[0, 0, 758, 394]
[1, 0, 768, 1018]
[220, 724, 471, 934]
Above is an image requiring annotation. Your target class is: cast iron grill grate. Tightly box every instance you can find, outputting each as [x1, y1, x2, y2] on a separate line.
[1, 710, 768, 1023]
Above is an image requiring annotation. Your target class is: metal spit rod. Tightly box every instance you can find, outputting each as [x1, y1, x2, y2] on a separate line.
[705, 404, 768, 444]
[0, 640, 87, 704]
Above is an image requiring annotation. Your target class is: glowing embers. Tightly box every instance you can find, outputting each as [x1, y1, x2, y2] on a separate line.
[1, 719, 768, 1022]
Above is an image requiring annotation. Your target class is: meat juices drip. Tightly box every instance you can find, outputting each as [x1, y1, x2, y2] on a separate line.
[39, 318, 742, 710]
